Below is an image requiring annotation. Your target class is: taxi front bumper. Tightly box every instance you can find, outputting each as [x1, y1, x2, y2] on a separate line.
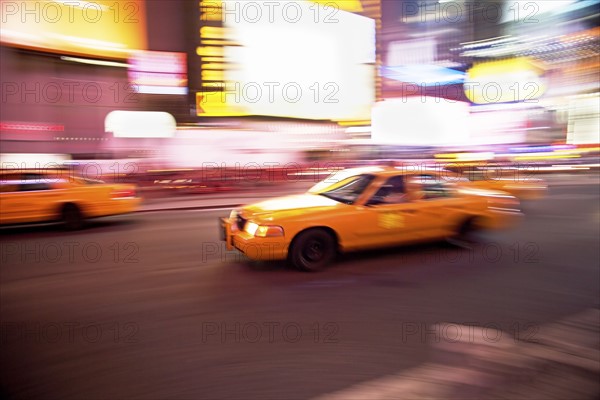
[219, 217, 288, 261]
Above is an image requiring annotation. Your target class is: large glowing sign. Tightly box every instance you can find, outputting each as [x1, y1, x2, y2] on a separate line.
[196, 0, 375, 121]
[464, 58, 546, 104]
[0, 0, 147, 59]
[371, 97, 470, 146]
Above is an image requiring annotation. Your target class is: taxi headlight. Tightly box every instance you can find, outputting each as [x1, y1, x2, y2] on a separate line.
[255, 225, 284, 237]
[244, 222, 284, 237]
[229, 209, 238, 220]
[245, 222, 259, 236]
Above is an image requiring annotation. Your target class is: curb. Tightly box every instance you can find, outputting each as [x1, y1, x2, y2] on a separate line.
[136, 203, 243, 213]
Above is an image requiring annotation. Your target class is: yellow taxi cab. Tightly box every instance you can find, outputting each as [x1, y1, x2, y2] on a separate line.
[220, 166, 523, 271]
[0, 169, 141, 229]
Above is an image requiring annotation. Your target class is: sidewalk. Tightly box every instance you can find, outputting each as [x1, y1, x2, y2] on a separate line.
[137, 181, 315, 213]
[542, 173, 599, 185]
[316, 308, 600, 400]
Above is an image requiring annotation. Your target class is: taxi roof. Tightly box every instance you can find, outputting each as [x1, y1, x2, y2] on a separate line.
[331, 165, 442, 178]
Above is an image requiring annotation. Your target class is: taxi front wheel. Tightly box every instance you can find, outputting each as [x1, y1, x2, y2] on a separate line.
[62, 203, 84, 230]
[290, 229, 336, 272]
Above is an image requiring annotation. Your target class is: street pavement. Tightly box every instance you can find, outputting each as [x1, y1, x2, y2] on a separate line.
[0, 174, 598, 399]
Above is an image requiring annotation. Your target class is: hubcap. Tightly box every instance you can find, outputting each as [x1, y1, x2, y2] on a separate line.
[304, 239, 324, 262]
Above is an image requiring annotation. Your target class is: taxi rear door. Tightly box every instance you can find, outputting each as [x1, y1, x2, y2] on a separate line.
[405, 174, 472, 239]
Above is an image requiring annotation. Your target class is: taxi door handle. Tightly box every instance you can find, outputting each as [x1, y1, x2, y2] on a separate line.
[401, 209, 417, 214]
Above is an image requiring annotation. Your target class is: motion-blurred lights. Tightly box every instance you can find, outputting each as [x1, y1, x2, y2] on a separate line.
[105, 111, 176, 138]
[135, 86, 187, 95]
[435, 152, 495, 162]
[345, 126, 371, 134]
[380, 65, 465, 86]
[60, 56, 128, 68]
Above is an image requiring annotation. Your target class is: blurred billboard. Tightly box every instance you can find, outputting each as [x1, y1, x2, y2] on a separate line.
[195, 0, 376, 121]
[0, 0, 147, 59]
[128, 50, 188, 95]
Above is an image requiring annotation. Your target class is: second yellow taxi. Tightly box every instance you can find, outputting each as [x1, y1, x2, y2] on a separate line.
[0, 169, 141, 230]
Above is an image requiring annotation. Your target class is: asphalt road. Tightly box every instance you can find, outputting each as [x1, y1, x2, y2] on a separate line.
[1, 179, 599, 399]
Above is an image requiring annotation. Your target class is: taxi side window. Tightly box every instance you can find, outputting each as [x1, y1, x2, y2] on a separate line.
[19, 174, 51, 192]
[20, 182, 51, 191]
[0, 183, 19, 193]
[368, 176, 406, 205]
[0, 174, 21, 193]
[417, 175, 452, 200]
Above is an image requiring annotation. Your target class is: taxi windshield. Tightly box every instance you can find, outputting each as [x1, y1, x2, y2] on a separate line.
[315, 174, 375, 205]
[308, 166, 383, 194]
[72, 176, 105, 184]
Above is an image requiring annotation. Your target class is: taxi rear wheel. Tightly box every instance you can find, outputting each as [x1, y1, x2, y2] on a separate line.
[290, 229, 336, 272]
[447, 218, 478, 249]
[62, 203, 84, 230]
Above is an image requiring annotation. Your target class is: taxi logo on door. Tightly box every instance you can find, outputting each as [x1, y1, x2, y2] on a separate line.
[379, 212, 404, 229]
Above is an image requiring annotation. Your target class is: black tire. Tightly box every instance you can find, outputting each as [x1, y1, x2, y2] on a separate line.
[289, 229, 336, 272]
[62, 203, 84, 230]
[447, 218, 478, 249]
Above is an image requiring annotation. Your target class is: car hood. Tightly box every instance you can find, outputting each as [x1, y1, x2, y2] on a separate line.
[241, 193, 341, 220]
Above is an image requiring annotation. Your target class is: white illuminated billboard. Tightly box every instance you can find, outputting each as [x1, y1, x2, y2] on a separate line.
[105, 111, 176, 138]
[199, 0, 375, 121]
[371, 98, 471, 146]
